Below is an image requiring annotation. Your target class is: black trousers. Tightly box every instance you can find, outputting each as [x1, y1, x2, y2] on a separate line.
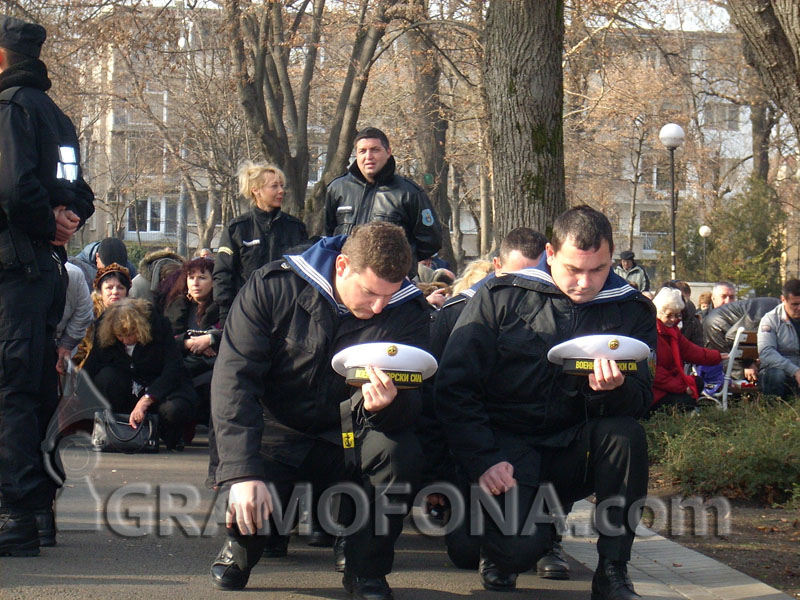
[0, 257, 65, 511]
[92, 365, 195, 448]
[225, 428, 422, 578]
[461, 416, 648, 574]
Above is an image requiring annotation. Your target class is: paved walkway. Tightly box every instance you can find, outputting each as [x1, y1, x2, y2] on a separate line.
[0, 439, 792, 599]
[564, 501, 792, 600]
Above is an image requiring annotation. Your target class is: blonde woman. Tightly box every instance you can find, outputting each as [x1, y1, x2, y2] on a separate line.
[212, 161, 308, 326]
[82, 298, 196, 450]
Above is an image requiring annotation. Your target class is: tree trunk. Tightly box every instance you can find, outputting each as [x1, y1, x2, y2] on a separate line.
[407, 1, 454, 267]
[484, 0, 566, 240]
[302, 0, 401, 235]
[727, 0, 800, 141]
[451, 166, 465, 270]
[628, 132, 646, 252]
[749, 101, 774, 182]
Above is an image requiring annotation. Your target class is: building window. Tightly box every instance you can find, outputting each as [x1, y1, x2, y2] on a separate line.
[705, 102, 740, 131]
[127, 198, 164, 233]
[125, 133, 164, 176]
[655, 162, 671, 191]
[165, 198, 178, 235]
[127, 88, 167, 126]
[639, 210, 667, 234]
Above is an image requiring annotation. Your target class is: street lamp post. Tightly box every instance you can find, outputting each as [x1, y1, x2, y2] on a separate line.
[699, 224, 711, 281]
[659, 123, 685, 281]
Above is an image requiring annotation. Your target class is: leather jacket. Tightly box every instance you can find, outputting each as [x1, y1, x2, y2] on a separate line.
[324, 157, 442, 267]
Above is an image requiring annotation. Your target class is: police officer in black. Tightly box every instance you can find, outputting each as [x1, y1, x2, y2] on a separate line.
[324, 127, 442, 277]
[213, 160, 308, 327]
[0, 15, 94, 555]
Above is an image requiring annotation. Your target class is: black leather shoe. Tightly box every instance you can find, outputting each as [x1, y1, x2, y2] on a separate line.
[308, 528, 335, 547]
[334, 536, 346, 572]
[0, 511, 40, 557]
[537, 539, 570, 579]
[342, 570, 393, 600]
[210, 538, 253, 591]
[34, 508, 56, 547]
[479, 554, 518, 591]
[591, 557, 641, 600]
[261, 534, 289, 557]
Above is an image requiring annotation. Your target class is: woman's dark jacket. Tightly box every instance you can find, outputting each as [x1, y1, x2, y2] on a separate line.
[212, 206, 308, 325]
[435, 263, 657, 483]
[164, 295, 222, 352]
[82, 304, 193, 404]
[211, 236, 431, 485]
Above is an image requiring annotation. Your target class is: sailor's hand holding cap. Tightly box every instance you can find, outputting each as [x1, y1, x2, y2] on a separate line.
[588, 358, 625, 391]
[479, 461, 516, 496]
[331, 342, 438, 390]
[361, 365, 397, 412]
[547, 334, 649, 385]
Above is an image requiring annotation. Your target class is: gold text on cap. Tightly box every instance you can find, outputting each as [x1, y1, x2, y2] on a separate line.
[608, 339, 620, 350]
[387, 345, 398, 356]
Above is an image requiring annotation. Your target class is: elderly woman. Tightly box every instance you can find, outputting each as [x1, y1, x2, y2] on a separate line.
[213, 160, 309, 326]
[82, 298, 196, 451]
[651, 287, 726, 415]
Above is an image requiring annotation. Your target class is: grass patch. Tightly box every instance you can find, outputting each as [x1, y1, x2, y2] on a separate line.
[645, 396, 800, 504]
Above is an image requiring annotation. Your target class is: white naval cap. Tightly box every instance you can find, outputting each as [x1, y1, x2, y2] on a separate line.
[331, 342, 438, 389]
[547, 334, 650, 375]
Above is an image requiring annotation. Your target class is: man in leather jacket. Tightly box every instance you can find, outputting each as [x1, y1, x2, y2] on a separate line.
[324, 127, 442, 276]
[435, 206, 655, 599]
[209, 223, 430, 600]
[0, 15, 94, 555]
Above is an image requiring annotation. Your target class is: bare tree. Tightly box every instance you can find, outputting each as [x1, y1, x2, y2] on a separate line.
[484, 0, 566, 239]
[224, 0, 404, 232]
[726, 0, 800, 140]
[87, 5, 251, 250]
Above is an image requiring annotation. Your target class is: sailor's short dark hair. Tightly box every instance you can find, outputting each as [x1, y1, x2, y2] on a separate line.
[551, 205, 614, 254]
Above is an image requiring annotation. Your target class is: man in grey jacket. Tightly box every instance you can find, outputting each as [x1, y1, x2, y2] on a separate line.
[757, 279, 800, 397]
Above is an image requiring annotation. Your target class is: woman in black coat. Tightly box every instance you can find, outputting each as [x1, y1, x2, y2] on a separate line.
[164, 256, 222, 482]
[164, 257, 220, 428]
[212, 161, 309, 326]
[164, 257, 221, 364]
[82, 298, 196, 450]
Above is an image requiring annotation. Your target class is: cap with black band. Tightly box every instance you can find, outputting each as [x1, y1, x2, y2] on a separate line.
[547, 334, 650, 375]
[331, 342, 438, 390]
[332, 342, 438, 466]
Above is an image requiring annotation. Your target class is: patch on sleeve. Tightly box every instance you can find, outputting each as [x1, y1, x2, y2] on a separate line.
[421, 208, 434, 227]
[760, 324, 771, 332]
[217, 246, 234, 256]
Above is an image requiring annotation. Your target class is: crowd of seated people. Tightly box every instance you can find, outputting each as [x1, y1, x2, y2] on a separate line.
[66, 244, 218, 452]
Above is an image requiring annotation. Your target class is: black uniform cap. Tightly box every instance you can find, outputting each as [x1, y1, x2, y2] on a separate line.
[0, 15, 46, 59]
